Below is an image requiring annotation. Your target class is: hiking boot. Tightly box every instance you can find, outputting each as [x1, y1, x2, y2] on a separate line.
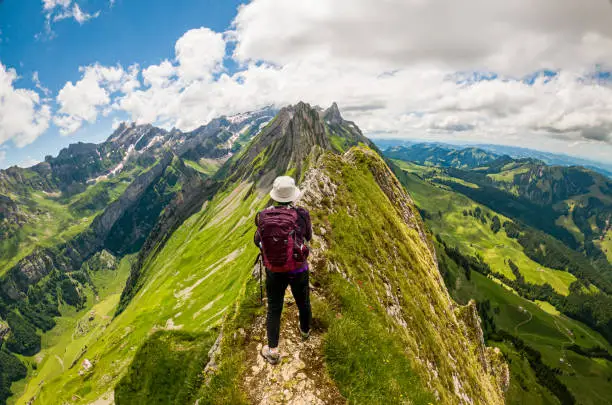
[300, 329, 310, 341]
[261, 345, 280, 365]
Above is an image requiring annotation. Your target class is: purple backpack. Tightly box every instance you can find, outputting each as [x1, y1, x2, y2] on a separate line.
[256, 207, 309, 272]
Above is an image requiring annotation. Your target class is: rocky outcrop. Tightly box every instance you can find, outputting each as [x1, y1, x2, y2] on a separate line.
[243, 304, 345, 405]
[0, 165, 57, 195]
[226, 102, 373, 189]
[322, 102, 343, 125]
[0, 317, 10, 341]
[0, 194, 30, 238]
[226, 102, 330, 187]
[454, 300, 510, 393]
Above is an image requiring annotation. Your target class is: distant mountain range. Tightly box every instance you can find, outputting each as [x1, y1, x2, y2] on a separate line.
[373, 139, 612, 177]
[382, 142, 612, 253]
[384, 143, 499, 169]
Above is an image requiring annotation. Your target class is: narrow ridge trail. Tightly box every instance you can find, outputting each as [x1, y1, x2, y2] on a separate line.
[241, 292, 346, 405]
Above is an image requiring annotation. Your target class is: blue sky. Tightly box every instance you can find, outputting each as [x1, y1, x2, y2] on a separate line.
[1, 0, 612, 169]
[1, 0, 244, 167]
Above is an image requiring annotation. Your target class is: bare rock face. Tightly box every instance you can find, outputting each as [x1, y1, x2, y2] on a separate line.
[0, 194, 30, 239]
[226, 101, 373, 189]
[0, 317, 10, 341]
[454, 300, 509, 393]
[322, 102, 343, 125]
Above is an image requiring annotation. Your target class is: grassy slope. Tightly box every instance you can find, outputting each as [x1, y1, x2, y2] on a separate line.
[594, 230, 612, 263]
[455, 272, 612, 405]
[11, 255, 133, 404]
[183, 159, 224, 176]
[197, 147, 505, 405]
[308, 149, 504, 404]
[394, 160, 577, 295]
[487, 162, 612, 252]
[15, 181, 267, 404]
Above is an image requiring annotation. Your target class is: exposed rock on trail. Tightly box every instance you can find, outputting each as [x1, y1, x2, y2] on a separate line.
[242, 295, 345, 405]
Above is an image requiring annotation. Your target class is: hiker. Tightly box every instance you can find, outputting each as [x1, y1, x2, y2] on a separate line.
[254, 176, 313, 365]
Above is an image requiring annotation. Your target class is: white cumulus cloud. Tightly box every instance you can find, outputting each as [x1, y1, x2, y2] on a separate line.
[0, 63, 51, 148]
[54, 64, 138, 134]
[49, 0, 612, 162]
[41, 0, 100, 37]
[175, 27, 226, 82]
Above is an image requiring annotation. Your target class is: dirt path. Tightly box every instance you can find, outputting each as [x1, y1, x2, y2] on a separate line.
[242, 295, 345, 405]
[552, 320, 579, 374]
[514, 308, 533, 334]
[55, 355, 64, 372]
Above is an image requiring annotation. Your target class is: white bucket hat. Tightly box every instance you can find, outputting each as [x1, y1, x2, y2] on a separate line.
[270, 176, 301, 203]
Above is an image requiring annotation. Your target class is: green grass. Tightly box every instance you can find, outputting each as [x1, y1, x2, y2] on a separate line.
[395, 162, 577, 295]
[594, 230, 612, 263]
[0, 192, 94, 276]
[11, 255, 133, 404]
[115, 330, 216, 405]
[0, 170, 139, 277]
[493, 340, 559, 405]
[454, 272, 612, 405]
[393, 159, 612, 404]
[195, 278, 264, 405]
[322, 276, 433, 404]
[555, 214, 585, 244]
[329, 135, 349, 153]
[15, 181, 268, 404]
[184, 159, 224, 176]
[310, 148, 505, 404]
[487, 166, 530, 184]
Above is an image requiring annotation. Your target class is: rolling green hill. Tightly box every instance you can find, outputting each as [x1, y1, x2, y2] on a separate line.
[389, 158, 612, 405]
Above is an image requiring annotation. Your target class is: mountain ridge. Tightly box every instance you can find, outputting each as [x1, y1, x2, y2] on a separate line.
[3, 102, 508, 405]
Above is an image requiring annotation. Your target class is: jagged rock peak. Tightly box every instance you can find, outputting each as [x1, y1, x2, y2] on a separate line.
[323, 101, 343, 125]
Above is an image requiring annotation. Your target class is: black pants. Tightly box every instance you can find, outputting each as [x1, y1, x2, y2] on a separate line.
[266, 269, 312, 348]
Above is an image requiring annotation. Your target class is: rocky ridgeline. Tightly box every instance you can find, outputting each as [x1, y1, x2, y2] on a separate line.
[2, 102, 512, 404]
[226, 101, 374, 190]
[294, 147, 509, 404]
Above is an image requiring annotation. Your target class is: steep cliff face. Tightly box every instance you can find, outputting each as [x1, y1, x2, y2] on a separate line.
[224, 101, 374, 188]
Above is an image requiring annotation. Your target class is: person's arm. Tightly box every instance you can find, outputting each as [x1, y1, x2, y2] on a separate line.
[298, 208, 312, 242]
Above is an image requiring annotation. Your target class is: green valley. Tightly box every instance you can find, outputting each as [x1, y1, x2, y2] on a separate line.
[386, 148, 612, 405]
